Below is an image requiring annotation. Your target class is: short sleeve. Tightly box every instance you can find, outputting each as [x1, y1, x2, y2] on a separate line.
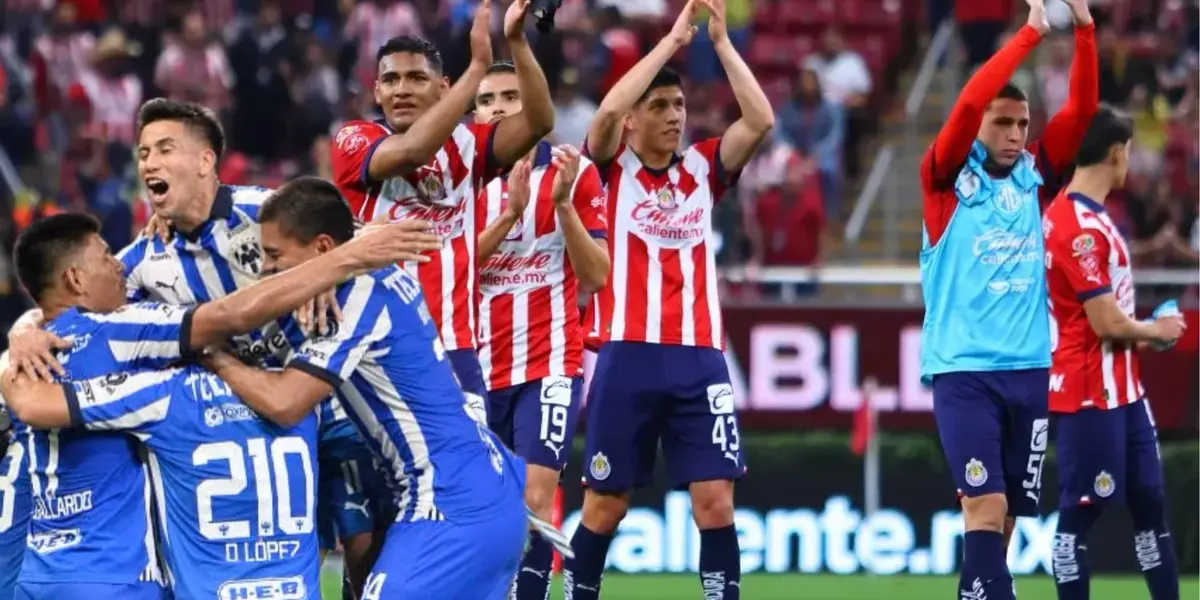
[64, 368, 179, 433]
[331, 122, 389, 217]
[691, 137, 739, 199]
[86, 302, 197, 366]
[116, 238, 151, 302]
[571, 163, 608, 239]
[466, 121, 500, 186]
[288, 277, 386, 387]
[1055, 229, 1112, 300]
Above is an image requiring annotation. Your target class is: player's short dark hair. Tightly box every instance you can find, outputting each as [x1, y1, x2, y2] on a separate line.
[136, 98, 226, 162]
[1075, 104, 1135, 167]
[635, 67, 684, 105]
[13, 213, 101, 303]
[376, 35, 443, 74]
[996, 83, 1028, 103]
[260, 177, 356, 245]
[486, 61, 516, 76]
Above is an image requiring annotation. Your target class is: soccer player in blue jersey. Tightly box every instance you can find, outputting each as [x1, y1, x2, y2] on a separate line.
[0, 419, 31, 600]
[201, 177, 531, 599]
[918, 1, 1097, 599]
[8, 99, 403, 599]
[2, 212, 436, 600]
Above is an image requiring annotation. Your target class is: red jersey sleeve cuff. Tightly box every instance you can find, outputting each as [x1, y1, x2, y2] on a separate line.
[360, 136, 388, 185]
[1077, 285, 1111, 301]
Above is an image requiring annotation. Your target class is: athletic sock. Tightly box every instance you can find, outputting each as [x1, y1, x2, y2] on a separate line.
[959, 530, 1014, 600]
[1130, 491, 1180, 600]
[1053, 503, 1101, 600]
[563, 525, 613, 600]
[699, 525, 741, 600]
[514, 535, 553, 600]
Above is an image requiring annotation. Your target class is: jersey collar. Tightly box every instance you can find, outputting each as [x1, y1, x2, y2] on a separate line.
[1067, 192, 1105, 214]
[176, 185, 234, 242]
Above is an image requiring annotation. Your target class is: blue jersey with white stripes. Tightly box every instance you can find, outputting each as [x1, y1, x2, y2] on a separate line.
[18, 303, 196, 586]
[62, 366, 321, 600]
[289, 265, 526, 523]
[0, 423, 31, 600]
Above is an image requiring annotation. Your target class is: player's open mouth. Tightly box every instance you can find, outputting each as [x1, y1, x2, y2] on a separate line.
[146, 178, 169, 198]
[392, 102, 417, 112]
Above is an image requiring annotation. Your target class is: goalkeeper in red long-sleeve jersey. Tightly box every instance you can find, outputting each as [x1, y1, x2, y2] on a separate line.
[918, 1, 1098, 599]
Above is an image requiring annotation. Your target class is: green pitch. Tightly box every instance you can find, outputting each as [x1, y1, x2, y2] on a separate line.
[320, 568, 1199, 599]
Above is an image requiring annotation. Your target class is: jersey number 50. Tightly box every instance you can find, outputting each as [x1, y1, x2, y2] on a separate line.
[193, 437, 315, 541]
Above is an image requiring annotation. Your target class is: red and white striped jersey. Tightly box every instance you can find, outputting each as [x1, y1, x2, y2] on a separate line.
[591, 138, 733, 348]
[331, 119, 498, 351]
[475, 145, 608, 389]
[1044, 191, 1144, 413]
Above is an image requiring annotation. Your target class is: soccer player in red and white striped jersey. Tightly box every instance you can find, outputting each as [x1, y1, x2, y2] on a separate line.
[1044, 105, 1185, 600]
[470, 61, 610, 600]
[563, 1, 775, 599]
[329, 0, 554, 402]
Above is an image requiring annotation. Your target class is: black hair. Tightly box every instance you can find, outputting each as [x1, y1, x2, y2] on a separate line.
[136, 98, 226, 162]
[996, 83, 1028, 103]
[635, 67, 684, 105]
[486, 61, 516, 76]
[13, 213, 101, 303]
[260, 177, 356, 245]
[1075, 104, 1135, 167]
[376, 35, 443, 74]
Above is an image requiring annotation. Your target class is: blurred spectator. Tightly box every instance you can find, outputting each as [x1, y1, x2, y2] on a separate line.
[954, 0, 1012, 71]
[343, 0, 424, 90]
[31, 2, 95, 114]
[746, 152, 826, 298]
[66, 28, 142, 148]
[228, 1, 294, 160]
[1036, 33, 1073, 116]
[551, 69, 597, 146]
[686, 0, 752, 84]
[1096, 27, 1131, 105]
[775, 68, 844, 216]
[154, 10, 233, 112]
[804, 28, 870, 177]
[1128, 179, 1199, 267]
[595, 0, 666, 22]
[288, 38, 341, 153]
[590, 7, 640, 98]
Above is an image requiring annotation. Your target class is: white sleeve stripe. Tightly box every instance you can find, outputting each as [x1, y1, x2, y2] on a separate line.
[87, 306, 186, 325]
[108, 340, 181, 363]
[86, 397, 171, 431]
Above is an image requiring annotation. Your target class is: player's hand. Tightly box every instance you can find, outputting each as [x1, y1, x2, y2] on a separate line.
[1060, 0, 1094, 26]
[198, 347, 240, 373]
[550, 144, 581, 206]
[7, 327, 71, 382]
[503, 0, 530, 42]
[505, 158, 532, 219]
[142, 213, 173, 242]
[1025, 0, 1050, 35]
[1150, 315, 1187, 346]
[470, 0, 495, 68]
[705, 0, 728, 45]
[668, 0, 703, 47]
[294, 288, 344, 336]
[341, 220, 442, 271]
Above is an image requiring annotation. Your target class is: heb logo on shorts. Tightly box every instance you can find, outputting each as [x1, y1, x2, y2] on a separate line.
[217, 576, 306, 600]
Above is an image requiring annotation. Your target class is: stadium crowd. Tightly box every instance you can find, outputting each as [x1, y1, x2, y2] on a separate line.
[0, 0, 1194, 310]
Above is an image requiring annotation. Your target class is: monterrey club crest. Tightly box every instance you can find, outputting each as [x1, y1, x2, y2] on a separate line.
[231, 239, 263, 275]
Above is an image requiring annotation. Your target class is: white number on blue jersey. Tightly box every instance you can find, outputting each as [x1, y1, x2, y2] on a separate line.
[193, 436, 315, 540]
[0, 442, 23, 531]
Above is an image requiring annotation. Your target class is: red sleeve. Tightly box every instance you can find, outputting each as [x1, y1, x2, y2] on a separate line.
[691, 137, 739, 200]
[582, 137, 621, 182]
[923, 25, 1043, 191]
[474, 182, 492, 236]
[571, 163, 608, 238]
[331, 121, 389, 218]
[1032, 23, 1098, 187]
[1054, 227, 1112, 300]
[466, 121, 500, 187]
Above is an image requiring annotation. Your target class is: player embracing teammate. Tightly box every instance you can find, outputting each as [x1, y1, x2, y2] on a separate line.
[564, 0, 774, 599]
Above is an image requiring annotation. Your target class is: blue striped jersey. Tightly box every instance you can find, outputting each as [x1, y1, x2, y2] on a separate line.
[288, 265, 526, 523]
[19, 302, 196, 586]
[61, 366, 320, 600]
[0, 424, 31, 600]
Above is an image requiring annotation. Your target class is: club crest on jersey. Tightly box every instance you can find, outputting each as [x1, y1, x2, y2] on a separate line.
[655, 187, 679, 211]
[964, 458, 988, 487]
[993, 184, 1025, 214]
[231, 239, 264, 276]
[590, 452, 611, 481]
[1093, 471, 1115, 498]
[499, 192, 524, 242]
[1072, 233, 1096, 255]
[419, 174, 447, 203]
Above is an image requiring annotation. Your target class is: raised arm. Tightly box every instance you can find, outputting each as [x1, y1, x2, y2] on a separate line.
[707, 0, 774, 173]
[203, 350, 331, 428]
[552, 147, 610, 293]
[365, 0, 494, 181]
[585, 0, 704, 165]
[1037, 1, 1098, 177]
[490, 0, 555, 166]
[925, 4, 1047, 186]
[476, 160, 531, 265]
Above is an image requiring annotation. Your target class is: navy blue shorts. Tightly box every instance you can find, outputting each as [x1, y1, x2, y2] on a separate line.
[14, 582, 165, 600]
[448, 349, 489, 416]
[1054, 400, 1165, 507]
[583, 342, 745, 492]
[932, 369, 1049, 516]
[487, 376, 582, 470]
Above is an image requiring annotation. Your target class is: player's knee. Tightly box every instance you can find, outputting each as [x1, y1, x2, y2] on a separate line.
[581, 489, 630, 534]
[960, 493, 1008, 532]
[689, 480, 735, 529]
[1128, 487, 1168, 530]
[523, 484, 556, 521]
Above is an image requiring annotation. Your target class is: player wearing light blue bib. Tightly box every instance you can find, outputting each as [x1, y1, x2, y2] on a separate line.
[0, 419, 31, 600]
[4, 210, 434, 600]
[204, 178, 530, 599]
